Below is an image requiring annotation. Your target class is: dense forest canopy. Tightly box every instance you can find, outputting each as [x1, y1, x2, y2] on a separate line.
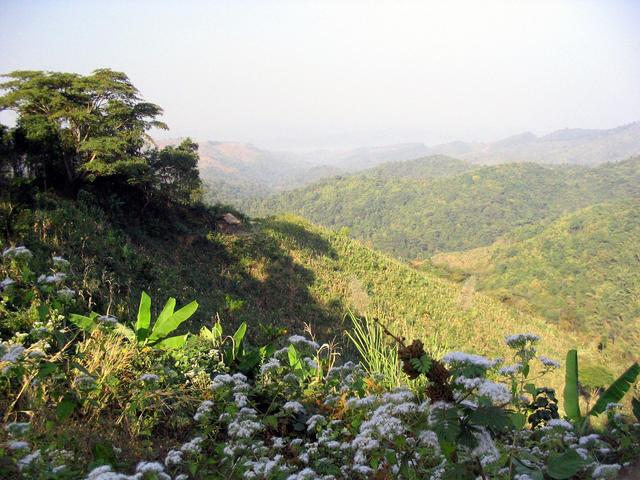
[0, 69, 201, 204]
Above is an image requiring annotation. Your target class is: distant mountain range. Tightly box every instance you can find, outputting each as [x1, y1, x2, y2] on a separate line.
[161, 121, 640, 203]
[425, 122, 640, 166]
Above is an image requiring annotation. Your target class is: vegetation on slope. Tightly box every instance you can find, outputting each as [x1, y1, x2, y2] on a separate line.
[432, 201, 640, 362]
[246, 158, 640, 259]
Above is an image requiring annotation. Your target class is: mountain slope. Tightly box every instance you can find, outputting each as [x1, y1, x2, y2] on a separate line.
[432, 200, 640, 361]
[2, 192, 618, 388]
[246, 157, 640, 259]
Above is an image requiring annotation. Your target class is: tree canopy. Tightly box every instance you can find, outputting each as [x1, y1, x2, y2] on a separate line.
[0, 68, 167, 185]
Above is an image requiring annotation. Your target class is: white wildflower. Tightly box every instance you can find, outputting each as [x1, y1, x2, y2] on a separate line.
[181, 436, 204, 454]
[306, 414, 326, 431]
[7, 440, 29, 450]
[547, 419, 573, 430]
[442, 351, 497, 369]
[477, 380, 511, 404]
[97, 315, 118, 326]
[164, 449, 183, 466]
[288, 335, 320, 350]
[505, 333, 540, 347]
[283, 401, 305, 414]
[139, 373, 160, 383]
[2, 246, 32, 259]
[499, 363, 523, 376]
[52, 256, 70, 268]
[18, 449, 41, 471]
[592, 464, 621, 479]
[27, 349, 46, 359]
[1, 345, 25, 363]
[194, 400, 214, 421]
[57, 287, 76, 299]
[0, 277, 16, 290]
[260, 357, 281, 375]
[539, 355, 560, 369]
[38, 272, 67, 284]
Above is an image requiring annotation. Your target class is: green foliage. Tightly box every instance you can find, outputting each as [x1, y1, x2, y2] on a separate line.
[563, 349, 581, 422]
[436, 200, 640, 364]
[244, 158, 640, 259]
[590, 363, 640, 416]
[345, 312, 405, 388]
[0, 69, 167, 185]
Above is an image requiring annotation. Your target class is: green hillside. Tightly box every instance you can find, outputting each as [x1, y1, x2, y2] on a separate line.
[432, 200, 640, 361]
[3, 191, 614, 385]
[246, 157, 640, 259]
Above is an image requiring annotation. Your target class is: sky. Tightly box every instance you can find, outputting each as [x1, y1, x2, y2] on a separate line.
[0, 0, 639, 149]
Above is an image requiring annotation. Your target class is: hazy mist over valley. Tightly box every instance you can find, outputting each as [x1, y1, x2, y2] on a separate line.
[1, 1, 640, 478]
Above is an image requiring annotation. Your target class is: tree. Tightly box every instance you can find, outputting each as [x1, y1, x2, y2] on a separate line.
[0, 69, 167, 187]
[149, 138, 202, 204]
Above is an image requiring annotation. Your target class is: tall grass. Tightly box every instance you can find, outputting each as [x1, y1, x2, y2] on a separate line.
[345, 311, 406, 389]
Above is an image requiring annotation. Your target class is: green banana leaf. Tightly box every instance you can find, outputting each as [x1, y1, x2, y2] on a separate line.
[563, 349, 581, 421]
[589, 362, 640, 416]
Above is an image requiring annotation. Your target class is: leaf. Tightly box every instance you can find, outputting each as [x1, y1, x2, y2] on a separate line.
[632, 397, 640, 422]
[55, 394, 76, 421]
[69, 313, 96, 331]
[199, 326, 214, 341]
[563, 349, 581, 422]
[589, 362, 640, 416]
[149, 299, 198, 343]
[469, 406, 511, 432]
[154, 334, 188, 350]
[37, 362, 58, 379]
[288, 344, 301, 369]
[135, 291, 151, 341]
[238, 349, 262, 373]
[148, 297, 175, 341]
[232, 322, 247, 357]
[546, 449, 587, 479]
[510, 412, 527, 430]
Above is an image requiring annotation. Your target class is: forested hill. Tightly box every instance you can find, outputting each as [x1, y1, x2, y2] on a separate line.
[245, 156, 640, 259]
[431, 200, 640, 362]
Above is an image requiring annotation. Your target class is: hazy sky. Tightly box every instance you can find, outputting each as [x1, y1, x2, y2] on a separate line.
[1, 0, 639, 148]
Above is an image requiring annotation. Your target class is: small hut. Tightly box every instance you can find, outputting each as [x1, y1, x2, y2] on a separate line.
[216, 213, 242, 233]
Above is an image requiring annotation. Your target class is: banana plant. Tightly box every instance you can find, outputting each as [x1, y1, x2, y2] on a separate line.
[563, 348, 640, 422]
[70, 292, 198, 350]
[130, 292, 198, 350]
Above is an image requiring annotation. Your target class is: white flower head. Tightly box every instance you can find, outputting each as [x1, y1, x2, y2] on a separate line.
[3, 246, 32, 259]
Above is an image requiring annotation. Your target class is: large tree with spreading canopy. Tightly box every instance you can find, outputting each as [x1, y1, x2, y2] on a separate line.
[0, 69, 167, 186]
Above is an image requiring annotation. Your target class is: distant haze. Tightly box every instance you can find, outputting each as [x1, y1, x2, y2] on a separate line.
[1, 0, 639, 149]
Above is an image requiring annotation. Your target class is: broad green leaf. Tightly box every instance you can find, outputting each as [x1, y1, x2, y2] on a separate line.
[232, 322, 247, 357]
[135, 291, 151, 341]
[199, 326, 214, 341]
[238, 349, 262, 373]
[288, 344, 300, 369]
[469, 406, 511, 432]
[155, 334, 188, 350]
[589, 362, 640, 416]
[546, 449, 587, 479]
[55, 394, 76, 421]
[632, 397, 640, 422]
[148, 297, 176, 341]
[563, 349, 581, 421]
[510, 412, 527, 430]
[69, 313, 96, 331]
[149, 299, 197, 343]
